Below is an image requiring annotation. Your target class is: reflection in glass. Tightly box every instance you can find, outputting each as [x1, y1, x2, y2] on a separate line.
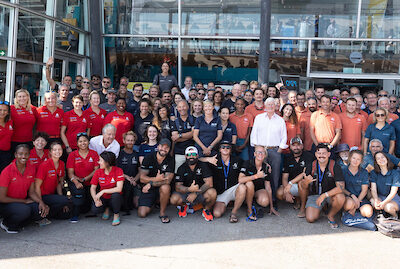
[17, 11, 46, 62]
[55, 22, 80, 54]
[104, 37, 178, 84]
[311, 40, 400, 74]
[0, 6, 10, 54]
[270, 39, 308, 77]
[15, 62, 44, 106]
[56, 0, 84, 29]
[19, 0, 48, 14]
[103, 0, 178, 35]
[181, 0, 260, 36]
[0, 59, 6, 99]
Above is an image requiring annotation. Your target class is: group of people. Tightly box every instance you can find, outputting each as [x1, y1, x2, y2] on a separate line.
[1, 60, 400, 234]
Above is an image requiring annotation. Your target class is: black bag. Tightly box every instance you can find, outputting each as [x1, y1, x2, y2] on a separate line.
[376, 215, 400, 238]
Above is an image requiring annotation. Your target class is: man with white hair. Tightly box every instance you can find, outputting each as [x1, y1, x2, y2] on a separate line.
[250, 97, 287, 208]
[222, 84, 241, 113]
[89, 124, 120, 157]
[361, 139, 400, 172]
[367, 97, 399, 125]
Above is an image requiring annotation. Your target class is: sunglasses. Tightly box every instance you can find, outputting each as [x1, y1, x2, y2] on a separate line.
[378, 94, 388, 97]
[77, 132, 88, 138]
[0, 101, 10, 105]
[375, 113, 385, 117]
[220, 145, 231, 149]
[82, 81, 90, 84]
[390, 100, 397, 103]
[255, 151, 266, 155]
[102, 81, 111, 84]
[186, 153, 198, 157]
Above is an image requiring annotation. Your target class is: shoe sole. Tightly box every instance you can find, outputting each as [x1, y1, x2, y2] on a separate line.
[1, 222, 18, 234]
[202, 212, 213, 221]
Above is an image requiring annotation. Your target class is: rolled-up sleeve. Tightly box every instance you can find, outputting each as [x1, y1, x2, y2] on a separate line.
[279, 118, 288, 149]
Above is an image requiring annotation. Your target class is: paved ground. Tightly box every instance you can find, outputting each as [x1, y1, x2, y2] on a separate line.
[1, 203, 400, 268]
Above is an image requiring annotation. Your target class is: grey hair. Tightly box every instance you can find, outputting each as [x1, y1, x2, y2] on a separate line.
[264, 97, 275, 106]
[102, 123, 116, 134]
[378, 97, 389, 105]
[369, 138, 383, 149]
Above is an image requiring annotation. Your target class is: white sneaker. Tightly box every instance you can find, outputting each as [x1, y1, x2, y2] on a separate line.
[0, 221, 19, 234]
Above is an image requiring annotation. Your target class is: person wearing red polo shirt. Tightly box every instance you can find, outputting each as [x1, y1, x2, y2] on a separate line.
[35, 142, 71, 220]
[339, 98, 367, 150]
[83, 91, 107, 138]
[10, 89, 37, 151]
[61, 95, 90, 153]
[36, 91, 64, 145]
[0, 101, 13, 171]
[29, 132, 50, 171]
[0, 145, 49, 233]
[90, 151, 124, 226]
[104, 98, 134, 146]
[310, 95, 342, 154]
[67, 133, 99, 223]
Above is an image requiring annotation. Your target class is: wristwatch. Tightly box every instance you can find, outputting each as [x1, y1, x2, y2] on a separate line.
[179, 133, 182, 138]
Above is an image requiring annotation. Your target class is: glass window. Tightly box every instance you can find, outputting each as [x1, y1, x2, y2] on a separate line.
[181, 0, 260, 36]
[359, 0, 400, 39]
[0, 59, 6, 99]
[15, 61, 44, 106]
[56, 0, 85, 29]
[270, 39, 308, 77]
[181, 39, 259, 84]
[0, 6, 10, 56]
[103, 0, 178, 35]
[19, 0, 48, 15]
[310, 40, 400, 74]
[271, 0, 359, 38]
[17, 11, 46, 62]
[55, 22, 83, 54]
[104, 37, 178, 85]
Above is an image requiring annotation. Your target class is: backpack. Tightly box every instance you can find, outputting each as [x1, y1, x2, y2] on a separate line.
[376, 214, 400, 238]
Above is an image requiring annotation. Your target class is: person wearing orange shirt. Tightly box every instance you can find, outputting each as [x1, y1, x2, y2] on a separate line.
[245, 88, 266, 119]
[310, 95, 342, 153]
[367, 97, 399, 125]
[295, 92, 307, 121]
[299, 97, 317, 152]
[281, 104, 301, 154]
[339, 98, 367, 151]
[354, 95, 369, 122]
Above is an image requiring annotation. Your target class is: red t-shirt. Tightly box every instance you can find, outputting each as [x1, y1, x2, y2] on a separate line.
[104, 111, 134, 145]
[283, 120, 301, 154]
[0, 160, 35, 199]
[0, 120, 14, 151]
[29, 148, 50, 171]
[66, 149, 99, 186]
[83, 107, 107, 137]
[36, 106, 64, 138]
[10, 105, 37, 142]
[35, 159, 65, 196]
[90, 166, 124, 199]
[62, 110, 89, 150]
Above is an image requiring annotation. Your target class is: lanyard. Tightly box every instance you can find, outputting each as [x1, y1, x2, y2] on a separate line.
[317, 163, 325, 195]
[221, 158, 230, 190]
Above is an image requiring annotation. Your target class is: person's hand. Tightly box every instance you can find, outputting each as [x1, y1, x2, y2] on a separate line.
[374, 198, 382, 210]
[208, 155, 218, 166]
[275, 82, 283, 90]
[284, 184, 292, 196]
[301, 167, 307, 179]
[351, 194, 360, 209]
[186, 193, 197, 203]
[142, 183, 151, 193]
[254, 168, 265, 180]
[376, 200, 386, 210]
[171, 132, 179, 142]
[266, 164, 272, 174]
[155, 171, 164, 182]
[38, 202, 49, 218]
[74, 180, 83, 190]
[25, 198, 34, 204]
[188, 181, 200, 193]
[269, 207, 280, 216]
[303, 175, 316, 186]
[203, 147, 211, 156]
[94, 199, 102, 208]
[63, 205, 70, 213]
[284, 189, 294, 203]
[316, 194, 325, 207]
[95, 191, 103, 201]
[66, 147, 72, 154]
[46, 56, 54, 66]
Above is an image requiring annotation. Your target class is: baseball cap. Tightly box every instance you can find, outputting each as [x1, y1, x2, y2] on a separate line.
[240, 80, 248, 85]
[290, 137, 303, 145]
[220, 140, 232, 146]
[185, 146, 198, 156]
[107, 89, 117, 94]
[159, 138, 171, 148]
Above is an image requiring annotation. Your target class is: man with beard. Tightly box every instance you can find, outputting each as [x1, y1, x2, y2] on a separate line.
[170, 146, 217, 221]
[277, 137, 314, 217]
[361, 139, 400, 172]
[299, 97, 317, 152]
[138, 139, 175, 223]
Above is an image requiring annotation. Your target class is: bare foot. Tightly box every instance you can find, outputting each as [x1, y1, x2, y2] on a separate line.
[297, 210, 306, 218]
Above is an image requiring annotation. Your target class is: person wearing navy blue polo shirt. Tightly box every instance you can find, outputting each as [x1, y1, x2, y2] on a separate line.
[390, 117, 400, 158]
[370, 151, 400, 218]
[193, 100, 223, 157]
[361, 139, 400, 173]
[220, 107, 237, 146]
[134, 99, 154, 145]
[364, 108, 396, 155]
[342, 150, 373, 218]
[126, 83, 143, 116]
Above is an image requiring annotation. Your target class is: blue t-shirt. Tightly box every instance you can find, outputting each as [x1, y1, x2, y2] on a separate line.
[361, 153, 400, 170]
[370, 169, 400, 196]
[194, 115, 222, 156]
[171, 115, 195, 155]
[365, 123, 396, 153]
[390, 118, 400, 155]
[222, 121, 237, 144]
[138, 143, 158, 158]
[343, 167, 369, 196]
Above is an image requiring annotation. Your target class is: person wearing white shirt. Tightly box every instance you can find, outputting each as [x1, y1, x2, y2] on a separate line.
[181, 76, 193, 100]
[251, 97, 287, 208]
[89, 124, 120, 158]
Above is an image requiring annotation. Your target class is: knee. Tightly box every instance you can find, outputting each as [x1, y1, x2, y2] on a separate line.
[360, 205, 373, 218]
[257, 195, 269, 207]
[344, 198, 355, 211]
[305, 209, 318, 223]
[170, 194, 181, 205]
[245, 182, 254, 190]
[213, 208, 224, 218]
[205, 188, 217, 200]
[159, 184, 171, 195]
[236, 184, 246, 196]
[384, 203, 398, 213]
[333, 193, 346, 206]
[137, 207, 148, 218]
[276, 187, 284, 201]
[15, 205, 31, 221]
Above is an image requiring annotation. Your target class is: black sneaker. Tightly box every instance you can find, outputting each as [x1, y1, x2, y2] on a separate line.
[1, 221, 19, 234]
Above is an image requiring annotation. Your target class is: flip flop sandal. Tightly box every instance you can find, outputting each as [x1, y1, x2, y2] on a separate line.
[229, 214, 239, 223]
[102, 213, 110, 220]
[159, 215, 170, 224]
[246, 206, 257, 222]
[328, 220, 339, 229]
[112, 217, 120, 226]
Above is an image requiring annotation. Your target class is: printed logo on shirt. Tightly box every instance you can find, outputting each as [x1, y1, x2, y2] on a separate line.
[110, 177, 115, 183]
[132, 157, 137, 165]
[226, 128, 232, 132]
[11, 177, 16, 181]
[89, 157, 93, 162]
[196, 168, 202, 175]
[356, 118, 362, 123]
[211, 123, 217, 127]
[83, 118, 87, 123]
[300, 160, 305, 167]
[162, 164, 168, 171]
[9, 125, 13, 130]
[233, 162, 238, 169]
[244, 118, 248, 122]
[126, 117, 129, 121]
[70, 117, 77, 122]
[101, 114, 105, 119]
[99, 177, 105, 183]
[48, 169, 56, 176]
[330, 117, 335, 122]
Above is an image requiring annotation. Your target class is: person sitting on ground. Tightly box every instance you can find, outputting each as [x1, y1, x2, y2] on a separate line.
[370, 151, 400, 218]
[299, 143, 345, 228]
[90, 151, 124, 226]
[361, 138, 400, 173]
[138, 139, 174, 223]
[277, 137, 313, 218]
[342, 150, 373, 218]
[170, 146, 217, 222]
[239, 145, 278, 220]
[201, 141, 246, 223]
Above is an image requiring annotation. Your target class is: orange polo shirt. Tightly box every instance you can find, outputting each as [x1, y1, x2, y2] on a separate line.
[310, 110, 342, 144]
[295, 106, 308, 121]
[339, 112, 367, 149]
[367, 112, 399, 125]
[245, 103, 266, 119]
[299, 110, 313, 151]
[358, 110, 369, 122]
[229, 112, 254, 139]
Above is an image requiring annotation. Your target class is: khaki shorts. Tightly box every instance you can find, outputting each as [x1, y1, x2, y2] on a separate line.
[216, 184, 240, 205]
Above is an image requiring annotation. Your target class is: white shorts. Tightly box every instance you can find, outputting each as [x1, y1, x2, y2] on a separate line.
[216, 184, 240, 205]
[290, 183, 299, 196]
[175, 154, 186, 173]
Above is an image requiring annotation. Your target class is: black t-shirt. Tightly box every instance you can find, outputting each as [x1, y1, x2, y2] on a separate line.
[240, 160, 270, 191]
[160, 119, 174, 140]
[175, 161, 212, 188]
[126, 99, 139, 116]
[222, 98, 236, 113]
[171, 115, 195, 155]
[309, 160, 344, 195]
[117, 149, 139, 177]
[282, 151, 314, 181]
[141, 152, 175, 186]
[134, 113, 154, 145]
[209, 155, 243, 195]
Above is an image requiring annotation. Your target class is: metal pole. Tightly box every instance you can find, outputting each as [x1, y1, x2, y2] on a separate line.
[258, 0, 271, 84]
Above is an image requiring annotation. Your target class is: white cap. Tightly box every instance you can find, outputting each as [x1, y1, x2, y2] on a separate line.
[185, 146, 198, 155]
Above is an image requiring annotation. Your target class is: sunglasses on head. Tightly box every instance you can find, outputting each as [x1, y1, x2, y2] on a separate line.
[186, 153, 197, 157]
[77, 132, 88, 138]
[0, 101, 10, 105]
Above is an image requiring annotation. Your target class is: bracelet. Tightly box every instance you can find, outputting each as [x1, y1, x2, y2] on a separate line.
[325, 192, 329, 198]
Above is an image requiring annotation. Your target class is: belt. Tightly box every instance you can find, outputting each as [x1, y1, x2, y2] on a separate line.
[265, 146, 279, 149]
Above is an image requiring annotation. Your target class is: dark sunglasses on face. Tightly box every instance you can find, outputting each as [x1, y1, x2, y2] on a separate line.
[375, 113, 385, 117]
[186, 153, 198, 157]
[102, 81, 111, 84]
[390, 100, 397, 103]
[220, 145, 231, 149]
[0, 101, 10, 105]
[82, 81, 90, 84]
[378, 94, 388, 97]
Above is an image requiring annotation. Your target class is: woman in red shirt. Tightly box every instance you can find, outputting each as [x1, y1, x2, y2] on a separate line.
[90, 151, 124, 226]
[0, 144, 49, 233]
[83, 91, 107, 138]
[36, 91, 64, 145]
[281, 104, 301, 154]
[29, 132, 50, 171]
[0, 101, 13, 171]
[61, 95, 90, 153]
[104, 98, 134, 146]
[67, 133, 99, 222]
[10, 89, 37, 150]
[35, 142, 70, 220]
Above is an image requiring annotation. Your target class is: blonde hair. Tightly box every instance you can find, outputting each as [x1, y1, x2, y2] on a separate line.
[190, 99, 204, 115]
[373, 108, 389, 123]
[14, 89, 32, 111]
[43, 91, 57, 106]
